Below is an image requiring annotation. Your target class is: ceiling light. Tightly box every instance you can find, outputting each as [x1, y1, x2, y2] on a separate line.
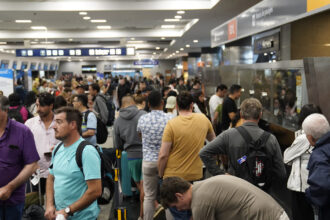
[0, 42, 7, 45]
[177, 11, 185, 14]
[79, 59, 83, 62]
[161, 25, 175, 29]
[97, 26, 111, 29]
[130, 38, 135, 40]
[180, 48, 184, 51]
[91, 19, 107, 23]
[31, 26, 47, 30]
[68, 38, 73, 41]
[15, 20, 32, 23]
[164, 19, 180, 22]
[40, 41, 54, 44]
[79, 12, 88, 15]
[156, 47, 160, 50]
[153, 52, 156, 55]
[161, 37, 166, 40]
[324, 43, 330, 46]
[176, 51, 179, 53]
[31, 41, 38, 44]
[83, 16, 91, 20]
[193, 40, 198, 43]
[186, 44, 190, 48]
[127, 40, 145, 44]
[174, 15, 182, 19]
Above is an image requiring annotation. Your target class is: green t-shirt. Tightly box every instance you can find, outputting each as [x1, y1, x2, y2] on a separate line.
[215, 104, 223, 124]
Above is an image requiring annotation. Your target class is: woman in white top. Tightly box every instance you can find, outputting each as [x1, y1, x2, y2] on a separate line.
[284, 104, 322, 220]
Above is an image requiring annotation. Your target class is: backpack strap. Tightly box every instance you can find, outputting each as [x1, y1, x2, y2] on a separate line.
[84, 110, 91, 124]
[257, 131, 271, 148]
[75, 140, 93, 174]
[236, 126, 253, 145]
[49, 142, 63, 169]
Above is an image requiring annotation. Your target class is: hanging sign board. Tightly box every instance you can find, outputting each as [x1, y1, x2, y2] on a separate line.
[0, 69, 14, 96]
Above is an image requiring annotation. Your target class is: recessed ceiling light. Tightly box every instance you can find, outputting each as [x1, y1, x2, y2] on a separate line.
[79, 59, 83, 62]
[156, 47, 160, 50]
[79, 12, 88, 15]
[164, 19, 180, 22]
[68, 38, 73, 41]
[127, 40, 145, 44]
[83, 16, 91, 20]
[0, 42, 7, 45]
[324, 43, 330, 46]
[180, 48, 184, 51]
[131, 38, 135, 40]
[153, 52, 156, 55]
[193, 40, 198, 43]
[174, 15, 182, 19]
[91, 19, 107, 23]
[161, 37, 166, 40]
[186, 44, 190, 48]
[15, 20, 32, 23]
[97, 26, 111, 29]
[31, 41, 38, 44]
[31, 26, 47, 30]
[161, 25, 175, 29]
[177, 11, 185, 14]
[176, 51, 179, 53]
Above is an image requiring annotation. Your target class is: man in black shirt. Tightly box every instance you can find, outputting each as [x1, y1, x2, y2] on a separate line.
[221, 84, 242, 131]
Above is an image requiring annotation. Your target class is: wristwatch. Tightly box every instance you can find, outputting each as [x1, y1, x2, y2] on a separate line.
[65, 206, 73, 216]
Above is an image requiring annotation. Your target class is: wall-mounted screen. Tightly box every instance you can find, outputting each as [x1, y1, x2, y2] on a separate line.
[82, 65, 97, 73]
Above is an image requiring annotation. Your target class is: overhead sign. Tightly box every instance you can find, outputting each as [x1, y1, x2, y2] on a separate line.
[0, 69, 14, 96]
[211, 0, 329, 47]
[307, 0, 330, 12]
[16, 47, 135, 57]
[134, 59, 159, 66]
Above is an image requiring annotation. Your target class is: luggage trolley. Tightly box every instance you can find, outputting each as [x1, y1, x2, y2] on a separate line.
[113, 149, 127, 220]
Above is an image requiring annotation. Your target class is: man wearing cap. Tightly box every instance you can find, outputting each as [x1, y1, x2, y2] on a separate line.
[165, 96, 177, 117]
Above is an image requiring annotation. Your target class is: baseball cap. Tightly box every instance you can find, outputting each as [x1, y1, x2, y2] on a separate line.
[166, 96, 176, 109]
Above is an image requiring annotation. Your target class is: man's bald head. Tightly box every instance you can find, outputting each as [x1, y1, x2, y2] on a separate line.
[121, 95, 135, 108]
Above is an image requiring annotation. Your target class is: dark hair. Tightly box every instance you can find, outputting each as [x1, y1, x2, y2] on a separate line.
[0, 96, 9, 111]
[90, 83, 100, 93]
[229, 84, 242, 94]
[148, 90, 162, 108]
[8, 93, 21, 106]
[37, 92, 55, 107]
[160, 177, 191, 209]
[167, 90, 178, 97]
[169, 78, 177, 85]
[54, 96, 67, 110]
[25, 91, 37, 107]
[298, 104, 322, 127]
[177, 91, 193, 110]
[216, 84, 228, 92]
[162, 86, 171, 96]
[75, 94, 88, 108]
[193, 80, 201, 86]
[55, 106, 82, 134]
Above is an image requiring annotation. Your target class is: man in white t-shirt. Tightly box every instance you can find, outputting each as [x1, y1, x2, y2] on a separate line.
[209, 84, 227, 122]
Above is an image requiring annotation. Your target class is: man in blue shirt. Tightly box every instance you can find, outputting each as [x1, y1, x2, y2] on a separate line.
[137, 91, 172, 219]
[45, 107, 101, 220]
[72, 94, 97, 145]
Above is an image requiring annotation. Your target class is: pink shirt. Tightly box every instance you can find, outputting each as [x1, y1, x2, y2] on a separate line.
[25, 115, 60, 178]
[9, 105, 29, 122]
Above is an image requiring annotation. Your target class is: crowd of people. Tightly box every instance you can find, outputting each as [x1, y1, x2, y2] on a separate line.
[0, 73, 330, 220]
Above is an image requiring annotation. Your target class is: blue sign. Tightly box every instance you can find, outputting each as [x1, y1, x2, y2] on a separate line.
[0, 69, 14, 96]
[16, 47, 135, 57]
[134, 59, 159, 66]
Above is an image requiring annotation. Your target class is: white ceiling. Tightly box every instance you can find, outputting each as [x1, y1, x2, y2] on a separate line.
[0, 0, 261, 60]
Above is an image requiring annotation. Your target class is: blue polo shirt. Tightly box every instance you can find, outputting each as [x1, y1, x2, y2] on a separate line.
[0, 119, 39, 205]
[49, 137, 101, 220]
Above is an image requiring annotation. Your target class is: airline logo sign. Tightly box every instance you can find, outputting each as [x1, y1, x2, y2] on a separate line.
[228, 19, 237, 40]
[307, 0, 330, 12]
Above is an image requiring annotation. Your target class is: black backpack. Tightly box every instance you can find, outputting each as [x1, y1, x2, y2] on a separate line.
[50, 141, 115, 204]
[98, 95, 115, 126]
[8, 106, 24, 123]
[84, 110, 108, 144]
[236, 126, 272, 190]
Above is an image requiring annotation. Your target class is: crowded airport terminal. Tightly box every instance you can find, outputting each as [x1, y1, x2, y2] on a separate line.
[0, 0, 329, 219]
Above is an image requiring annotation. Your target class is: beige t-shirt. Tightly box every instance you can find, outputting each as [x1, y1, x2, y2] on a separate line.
[191, 175, 284, 220]
[162, 113, 213, 181]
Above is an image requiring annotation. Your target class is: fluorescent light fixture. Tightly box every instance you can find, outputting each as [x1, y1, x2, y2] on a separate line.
[176, 51, 179, 53]
[0, 42, 7, 45]
[91, 19, 107, 23]
[79, 12, 88, 15]
[83, 16, 91, 20]
[186, 44, 190, 48]
[170, 40, 176, 46]
[324, 43, 330, 46]
[180, 48, 184, 51]
[130, 38, 135, 40]
[127, 40, 145, 44]
[193, 39, 198, 43]
[40, 41, 54, 44]
[79, 59, 83, 62]
[177, 11, 185, 14]
[164, 19, 180, 22]
[31, 41, 38, 44]
[97, 25, 111, 29]
[31, 26, 47, 30]
[156, 47, 160, 50]
[15, 20, 32, 23]
[153, 52, 156, 55]
[68, 38, 73, 41]
[162, 25, 175, 29]
[174, 15, 182, 19]
[164, 48, 168, 52]
[161, 37, 166, 40]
